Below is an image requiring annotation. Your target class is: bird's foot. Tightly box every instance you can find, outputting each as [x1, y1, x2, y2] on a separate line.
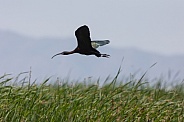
[101, 54, 110, 58]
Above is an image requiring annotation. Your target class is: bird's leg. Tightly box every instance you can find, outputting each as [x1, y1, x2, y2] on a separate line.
[101, 54, 110, 58]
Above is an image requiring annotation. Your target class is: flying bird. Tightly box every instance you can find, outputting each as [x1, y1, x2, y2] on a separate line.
[52, 25, 110, 59]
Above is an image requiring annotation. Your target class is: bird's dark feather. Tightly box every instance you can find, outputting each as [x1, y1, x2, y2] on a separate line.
[75, 25, 93, 50]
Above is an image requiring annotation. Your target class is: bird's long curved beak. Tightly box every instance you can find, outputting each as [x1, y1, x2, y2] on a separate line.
[51, 53, 63, 59]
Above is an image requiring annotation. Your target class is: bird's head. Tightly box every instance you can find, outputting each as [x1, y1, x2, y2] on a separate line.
[60, 51, 70, 55]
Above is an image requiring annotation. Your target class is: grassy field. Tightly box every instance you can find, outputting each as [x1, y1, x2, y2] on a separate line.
[0, 72, 183, 122]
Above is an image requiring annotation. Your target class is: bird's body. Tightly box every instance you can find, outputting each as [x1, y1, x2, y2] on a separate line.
[52, 25, 110, 58]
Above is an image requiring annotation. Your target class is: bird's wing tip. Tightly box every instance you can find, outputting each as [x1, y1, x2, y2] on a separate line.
[105, 40, 110, 44]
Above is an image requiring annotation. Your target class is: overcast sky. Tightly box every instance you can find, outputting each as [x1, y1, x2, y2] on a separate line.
[0, 0, 184, 55]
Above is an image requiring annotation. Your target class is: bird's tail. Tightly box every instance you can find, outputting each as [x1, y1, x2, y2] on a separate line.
[91, 40, 110, 49]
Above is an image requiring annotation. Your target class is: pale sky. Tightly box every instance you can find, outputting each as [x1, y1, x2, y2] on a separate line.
[0, 0, 184, 55]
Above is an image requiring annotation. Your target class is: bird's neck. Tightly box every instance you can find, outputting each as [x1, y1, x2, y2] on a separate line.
[64, 49, 78, 55]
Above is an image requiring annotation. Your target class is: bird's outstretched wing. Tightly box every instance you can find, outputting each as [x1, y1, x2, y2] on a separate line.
[75, 25, 93, 50]
[91, 40, 110, 49]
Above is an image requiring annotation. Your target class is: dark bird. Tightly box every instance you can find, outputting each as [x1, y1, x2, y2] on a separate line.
[52, 25, 110, 59]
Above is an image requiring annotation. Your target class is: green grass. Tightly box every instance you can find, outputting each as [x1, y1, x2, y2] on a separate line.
[0, 73, 183, 122]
